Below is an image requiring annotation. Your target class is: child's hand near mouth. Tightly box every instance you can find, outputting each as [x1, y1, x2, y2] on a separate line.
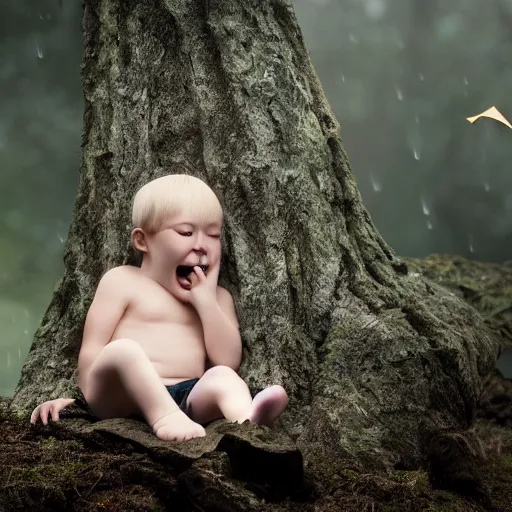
[180, 262, 220, 309]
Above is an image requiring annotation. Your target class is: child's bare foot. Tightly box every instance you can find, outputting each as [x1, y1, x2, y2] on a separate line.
[248, 385, 288, 427]
[152, 409, 206, 442]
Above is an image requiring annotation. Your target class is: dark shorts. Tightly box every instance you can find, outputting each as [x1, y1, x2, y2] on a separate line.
[165, 378, 199, 414]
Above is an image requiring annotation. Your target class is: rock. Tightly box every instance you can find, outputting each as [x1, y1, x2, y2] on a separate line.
[179, 453, 267, 511]
[46, 407, 303, 501]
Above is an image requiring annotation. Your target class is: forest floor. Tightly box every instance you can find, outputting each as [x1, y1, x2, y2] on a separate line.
[0, 398, 511, 512]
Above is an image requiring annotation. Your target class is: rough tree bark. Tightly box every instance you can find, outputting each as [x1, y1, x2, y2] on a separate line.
[8, 0, 500, 472]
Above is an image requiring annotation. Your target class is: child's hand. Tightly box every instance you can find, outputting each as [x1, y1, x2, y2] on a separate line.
[183, 261, 220, 308]
[30, 398, 76, 425]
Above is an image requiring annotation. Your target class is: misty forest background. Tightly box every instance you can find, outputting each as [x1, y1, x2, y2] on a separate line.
[2, 0, 512, 397]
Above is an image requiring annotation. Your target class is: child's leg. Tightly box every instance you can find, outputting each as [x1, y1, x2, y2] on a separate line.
[81, 338, 205, 441]
[186, 365, 289, 427]
[185, 365, 253, 424]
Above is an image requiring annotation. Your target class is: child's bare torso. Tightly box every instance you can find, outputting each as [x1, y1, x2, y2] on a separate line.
[109, 266, 207, 385]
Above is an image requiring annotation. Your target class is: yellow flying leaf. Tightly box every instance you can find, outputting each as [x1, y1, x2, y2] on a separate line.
[466, 106, 512, 129]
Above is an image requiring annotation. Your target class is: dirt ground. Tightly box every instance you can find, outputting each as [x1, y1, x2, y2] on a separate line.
[0, 397, 511, 512]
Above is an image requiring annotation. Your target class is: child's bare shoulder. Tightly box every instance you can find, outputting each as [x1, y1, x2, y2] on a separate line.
[101, 265, 138, 279]
[97, 265, 140, 292]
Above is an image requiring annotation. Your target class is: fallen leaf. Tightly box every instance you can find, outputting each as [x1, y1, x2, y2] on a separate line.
[466, 106, 512, 129]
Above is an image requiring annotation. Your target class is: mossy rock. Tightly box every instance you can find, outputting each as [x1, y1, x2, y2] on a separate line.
[405, 255, 512, 351]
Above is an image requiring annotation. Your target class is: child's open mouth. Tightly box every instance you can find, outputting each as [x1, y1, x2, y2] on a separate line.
[176, 265, 209, 289]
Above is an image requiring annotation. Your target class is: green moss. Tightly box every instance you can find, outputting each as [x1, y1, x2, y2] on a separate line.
[8, 462, 91, 486]
[340, 468, 358, 480]
[89, 488, 166, 511]
[39, 436, 57, 446]
[38, 436, 84, 451]
[390, 469, 430, 491]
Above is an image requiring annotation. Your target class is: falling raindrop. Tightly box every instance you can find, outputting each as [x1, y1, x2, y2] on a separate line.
[463, 76, 469, 97]
[419, 73, 424, 81]
[57, 233, 64, 243]
[36, 43, 44, 59]
[349, 33, 358, 44]
[427, 220, 433, 230]
[395, 87, 403, 100]
[407, 122, 421, 162]
[18, 349, 21, 358]
[24, 329, 28, 335]
[483, 182, 490, 192]
[370, 173, 382, 192]
[468, 234, 475, 253]
[421, 196, 430, 216]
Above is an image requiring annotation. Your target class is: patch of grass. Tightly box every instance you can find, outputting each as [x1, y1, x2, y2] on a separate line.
[7, 462, 91, 487]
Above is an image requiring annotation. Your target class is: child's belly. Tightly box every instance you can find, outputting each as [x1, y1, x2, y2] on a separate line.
[111, 321, 207, 385]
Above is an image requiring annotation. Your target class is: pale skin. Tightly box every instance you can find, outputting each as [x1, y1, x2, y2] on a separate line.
[31, 210, 289, 442]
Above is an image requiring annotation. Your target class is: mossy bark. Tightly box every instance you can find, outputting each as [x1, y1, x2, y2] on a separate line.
[8, 0, 500, 473]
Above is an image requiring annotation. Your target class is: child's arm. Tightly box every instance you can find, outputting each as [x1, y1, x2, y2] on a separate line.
[196, 287, 242, 371]
[77, 267, 130, 389]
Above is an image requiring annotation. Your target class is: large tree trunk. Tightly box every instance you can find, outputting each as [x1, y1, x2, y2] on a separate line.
[9, 0, 500, 471]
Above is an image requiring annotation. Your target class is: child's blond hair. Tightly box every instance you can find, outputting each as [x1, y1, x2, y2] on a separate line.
[132, 174, 223, 233]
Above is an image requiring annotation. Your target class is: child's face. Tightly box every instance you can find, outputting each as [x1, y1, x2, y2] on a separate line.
[145, 211, 222, 294]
